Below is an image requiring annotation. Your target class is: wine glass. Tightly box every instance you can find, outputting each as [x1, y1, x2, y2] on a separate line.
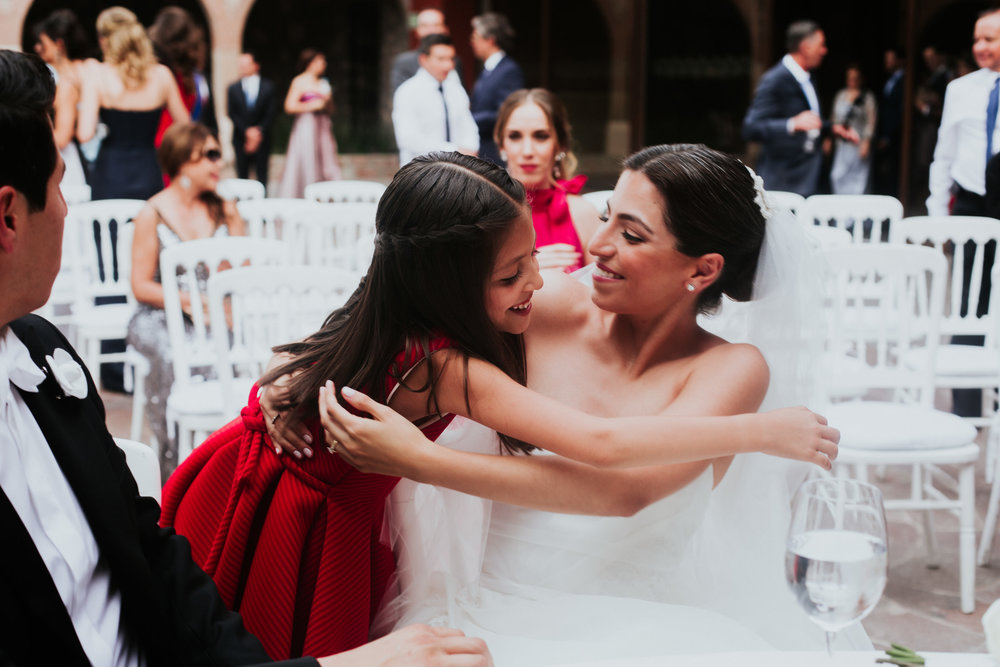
[785, 477, 888, 656]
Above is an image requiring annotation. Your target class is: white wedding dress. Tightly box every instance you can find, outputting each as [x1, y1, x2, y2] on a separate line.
[376, 210, 872, 665]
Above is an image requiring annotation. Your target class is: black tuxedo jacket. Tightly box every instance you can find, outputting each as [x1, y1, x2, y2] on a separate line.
[470, 56, 525, 164]
[742, 61, 828, 196]
[227, 77, 278, 152]
[0, 315, 316, 667]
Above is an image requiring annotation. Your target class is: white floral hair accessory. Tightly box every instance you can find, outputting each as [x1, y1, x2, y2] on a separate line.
[45, 348, 88, 399]
[742, 164, 770, 219]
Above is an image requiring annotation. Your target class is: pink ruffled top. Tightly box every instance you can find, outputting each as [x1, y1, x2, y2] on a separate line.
[528, 175, 588, 273]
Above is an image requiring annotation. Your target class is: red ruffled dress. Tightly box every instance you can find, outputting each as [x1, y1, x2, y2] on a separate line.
[528, 174, 588, 273]
[160, 338, 455, 660]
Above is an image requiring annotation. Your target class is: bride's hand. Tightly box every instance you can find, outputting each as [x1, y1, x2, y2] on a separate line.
[259, 380, 314, 458]
[318, 381, 428, 476]
[752, 406, 839, 470]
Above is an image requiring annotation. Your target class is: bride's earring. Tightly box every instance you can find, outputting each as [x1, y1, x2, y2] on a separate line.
[686, 283, 696, 292]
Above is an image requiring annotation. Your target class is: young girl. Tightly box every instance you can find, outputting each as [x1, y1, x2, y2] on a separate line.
[161, 152, 836, 661]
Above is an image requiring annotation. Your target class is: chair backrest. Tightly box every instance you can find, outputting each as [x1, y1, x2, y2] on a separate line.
[236, 197, 322, 241]
[208, 265, 361, 415]
[160, 237, 288, 387]
[66, 199, 145, 310]
[304, 179, 387, 203]
[804, 225, 853, 250]
[897, 215, 1000, 340]
[820, 244, 946, 407]
[114, 437, 161, 503]
[282, 201, 378, 271]
[764, 190, 806, 217]
[800, 194, 903, 243]
[581, 190, 613, 214]
[60, 183, 91, 206]
[217, 178, 266, 202]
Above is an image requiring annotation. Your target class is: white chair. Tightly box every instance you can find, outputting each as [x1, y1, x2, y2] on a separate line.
[897, 216, 1000, 428]
[160, 237, 288, 462]
[66, 200, 145, 386]
[236, 197, 321, 241]
[283, 201, 378, 271]
[208, 265, 360, 416]
[217, 178, 266, 202]
[114, 437, 161, 504]
[819, 244, 979, 614]
[305, 179, 386, 203]
[800, 194, 903, 243]
[60, 183, 91, 205]
[581, 189, 613, 214]
[803, 225, 852, 250]
[763, 190, 806, 217]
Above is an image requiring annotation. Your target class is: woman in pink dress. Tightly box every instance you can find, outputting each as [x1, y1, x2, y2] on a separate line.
[495, 88, 601, 272]
[278, 49, 342, 199]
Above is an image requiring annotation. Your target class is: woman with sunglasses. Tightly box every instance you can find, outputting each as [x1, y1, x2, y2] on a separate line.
[127, 121, 245, 480]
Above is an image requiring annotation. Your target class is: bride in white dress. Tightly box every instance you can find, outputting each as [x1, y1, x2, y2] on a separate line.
[320, 144, 871, 664]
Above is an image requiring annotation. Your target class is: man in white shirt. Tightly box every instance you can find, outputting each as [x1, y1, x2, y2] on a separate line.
[0, 48, 490, 667]
[393, 34, 479, 166]
[927, 8, 1000, 418]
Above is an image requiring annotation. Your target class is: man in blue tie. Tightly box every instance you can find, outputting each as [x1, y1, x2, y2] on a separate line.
[928, 7, 1000, 417]
[742, 21, 858, 196]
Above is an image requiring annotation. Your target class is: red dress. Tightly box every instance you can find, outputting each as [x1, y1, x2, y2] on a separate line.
[160, 338, 455, 660]
[528, 174, 588, 272]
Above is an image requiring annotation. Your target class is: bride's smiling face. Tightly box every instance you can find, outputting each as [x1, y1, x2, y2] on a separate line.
[587, 170, 700, 316]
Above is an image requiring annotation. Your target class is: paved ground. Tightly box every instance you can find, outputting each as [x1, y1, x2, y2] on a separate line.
[99, 388, 997, 656]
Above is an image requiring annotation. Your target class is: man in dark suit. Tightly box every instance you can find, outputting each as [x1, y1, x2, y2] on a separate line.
[742, 21, 857, 196]
[469, 12, 524, 165]
[0, 49, 490, 667]
[227, 51, 277, 189]
[874, 48, 906, 197]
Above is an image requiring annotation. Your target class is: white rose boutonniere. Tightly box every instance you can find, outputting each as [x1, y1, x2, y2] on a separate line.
[45, 348, 88, 399]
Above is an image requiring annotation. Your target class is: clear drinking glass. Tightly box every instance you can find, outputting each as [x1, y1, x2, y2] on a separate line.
[785, 477, 888, 656]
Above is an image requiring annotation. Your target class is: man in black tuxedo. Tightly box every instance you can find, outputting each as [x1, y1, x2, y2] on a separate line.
[469, 12, 525, 165]
[227, 52, 277, 189]
[742, 21, 857, 196]
[0, 49, 490, 667]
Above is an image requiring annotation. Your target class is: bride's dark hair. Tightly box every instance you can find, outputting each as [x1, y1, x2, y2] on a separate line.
[623, 144, 766, 313]
[262, 152, 533, 453]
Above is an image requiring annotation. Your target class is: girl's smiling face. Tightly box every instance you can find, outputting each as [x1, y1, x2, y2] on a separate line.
[486, 211, 543, 334]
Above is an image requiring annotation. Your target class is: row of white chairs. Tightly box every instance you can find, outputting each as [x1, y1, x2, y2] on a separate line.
[216, 177, 388, 205]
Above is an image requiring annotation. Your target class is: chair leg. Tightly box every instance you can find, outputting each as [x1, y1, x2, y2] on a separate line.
[979, 451, 1000, 566]
[130, 371, 146, 442]
[916, 465, 940, 569]
[959, 462, 977, 613]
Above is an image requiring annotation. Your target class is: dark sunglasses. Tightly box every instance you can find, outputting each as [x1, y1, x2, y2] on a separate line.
[200, 148, 223, 162]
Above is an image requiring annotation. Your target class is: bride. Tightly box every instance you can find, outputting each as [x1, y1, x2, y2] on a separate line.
[319, 144, 871, 664]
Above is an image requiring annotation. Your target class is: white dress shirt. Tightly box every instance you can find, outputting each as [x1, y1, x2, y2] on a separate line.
[782, 54, 820, 114]
[392, 68, 479, 165]
[0, 328, 139, 666]
[927, 68, 1000, 215]
[242, 73, 260, 107]
[483, 51, 506, 72]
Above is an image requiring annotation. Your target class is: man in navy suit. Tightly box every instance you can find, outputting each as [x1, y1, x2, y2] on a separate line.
[0, 49, 490, 667]
[469, 12, 525, 165]
[227, 51, 278, 189]
[742, 21, 857, 196]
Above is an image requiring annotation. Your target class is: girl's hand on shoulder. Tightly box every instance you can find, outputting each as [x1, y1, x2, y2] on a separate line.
[259, 380, 314, 458]
[535, 243, 581, 271]
[751, 406, 839, 470]
[318, 381, 429, 476]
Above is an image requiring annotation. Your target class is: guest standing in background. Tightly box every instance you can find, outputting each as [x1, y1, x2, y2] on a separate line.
[495, 88, 600, 272]
[278, 49, 342, 199]
[873, 48, 905, 197]
[469, 12, 524, 165]
[393, 34, 478, 166]
[32, 9, 92, 188]
[227, 51, 277, 190]
[148, 6, 204, 148]
[77, 6, 189, 201]
[126, 122, 245, 481]
[828, 65, 877, 194]
[912, 45, 953, 205]
[391, 8, 462, 92]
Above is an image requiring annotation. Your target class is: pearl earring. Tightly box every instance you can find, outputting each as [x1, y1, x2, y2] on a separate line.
[500, 150, 508, 163]
[178, 175, 192, 190]
[686, 283, 696, 292]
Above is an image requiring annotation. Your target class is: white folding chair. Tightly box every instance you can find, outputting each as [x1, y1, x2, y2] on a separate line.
[800, 194, 903, 243]
[763, 190, 806, 218]
[236, 197, 322, 241]
[819, 245, 979, 613]
[897, 216, 1000, 428]
[208, 265, 361, 417]
[581, 189, 613, 214]
[60, 183, 91, 205]
[304, 179, 386, 203]
[66, 200, 145, 387]
[114, 437, 161, 504]
[803, 225, 852, 250]
[283, 201, 378, 271]
[217, 178, 266, 202]
[160, 237, 288, 462]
